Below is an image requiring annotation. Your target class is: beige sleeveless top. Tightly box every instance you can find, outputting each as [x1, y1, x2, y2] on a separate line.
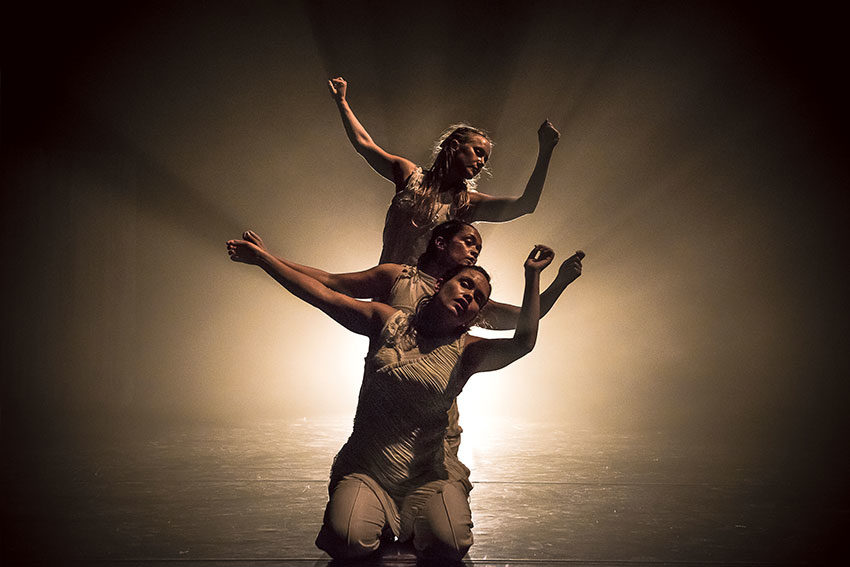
[379, 264, 437, 312]
[329, 311, 471, 508]
[379, 167, 455, 265]
[380, 266, 463, 448]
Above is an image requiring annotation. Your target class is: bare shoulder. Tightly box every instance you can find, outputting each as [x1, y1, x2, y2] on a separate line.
[392, 160, 420, 190]
[463, 334, 487, 347]
[467, 190, 494, 203]
[457, 334, 489, 378]
[363, 299, 401, 335]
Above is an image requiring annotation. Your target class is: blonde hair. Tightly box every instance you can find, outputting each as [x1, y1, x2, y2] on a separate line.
[406, 124, 492, 227]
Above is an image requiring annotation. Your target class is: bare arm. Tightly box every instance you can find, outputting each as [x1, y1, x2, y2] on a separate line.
[479, 250, 584, 330]
[458, 245, 554, 379]
[328, 77, 416, 187]
[285, 261, 401, 299]
[466, 120, 560, 222]
[226, 238, 393, 336]
[239, 230, 402, 298]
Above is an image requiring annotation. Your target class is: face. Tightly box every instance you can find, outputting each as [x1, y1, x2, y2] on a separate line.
[450, 135, 491, 179]
[434, 268, 491, 328]
[437, 225, 482, 267]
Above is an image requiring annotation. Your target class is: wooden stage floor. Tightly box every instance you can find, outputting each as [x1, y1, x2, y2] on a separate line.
[3, 416, 846, 566]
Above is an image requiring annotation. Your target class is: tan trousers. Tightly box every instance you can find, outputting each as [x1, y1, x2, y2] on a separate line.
[315, 474, 473, 560]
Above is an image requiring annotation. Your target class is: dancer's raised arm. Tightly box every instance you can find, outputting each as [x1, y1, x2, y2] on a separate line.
[328, 77, 416, 187]
[227, 237, 394, 335]
[466, 120, 560, 222]
[238, 230, 402, 299]
[459, 245, 554, 378]
[480, 250, 583, 330]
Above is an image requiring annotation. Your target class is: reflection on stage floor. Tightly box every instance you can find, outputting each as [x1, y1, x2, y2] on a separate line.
[3, 416, 845, 566]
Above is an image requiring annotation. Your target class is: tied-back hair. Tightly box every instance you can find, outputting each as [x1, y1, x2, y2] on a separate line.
[418, 219, 478, 266]
[407, 124, 492, 228]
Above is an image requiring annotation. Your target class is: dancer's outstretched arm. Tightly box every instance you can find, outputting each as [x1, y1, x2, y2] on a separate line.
[480, 250, 584, 330]
[227, 238, 394, 335]
[466, 120, 560, 222]
[239, 231, 401, 298]
[459, 245, 554, 379]
[328, 77, 417, 187]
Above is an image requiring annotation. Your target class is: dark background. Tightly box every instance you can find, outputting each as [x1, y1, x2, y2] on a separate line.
[3, 0, 848, 547]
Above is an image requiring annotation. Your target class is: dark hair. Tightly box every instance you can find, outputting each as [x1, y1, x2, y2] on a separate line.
[419, 220, 479, 265]
[394, 265, 492, 343]
[406, 124, 492, 227]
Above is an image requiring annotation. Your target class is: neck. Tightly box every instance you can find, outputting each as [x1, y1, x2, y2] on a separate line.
[441, 174, 464, 191]
[415, 302, 460, 339]
[417, 256, 452, 279]
[431, 164, 463, 191]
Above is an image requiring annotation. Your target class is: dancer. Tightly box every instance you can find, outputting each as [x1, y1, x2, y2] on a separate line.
[239, 221, 584, 330]
[329, 77, 562, 265]
[227, 236, 554, 560]
[236, 222, 583, 474]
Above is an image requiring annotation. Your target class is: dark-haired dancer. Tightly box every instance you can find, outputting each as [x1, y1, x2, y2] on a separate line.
[328, 77, 561, 265]
[232, 223, 584, 468]
[238, 220, 583, 330]
[227, 236, 554, 560]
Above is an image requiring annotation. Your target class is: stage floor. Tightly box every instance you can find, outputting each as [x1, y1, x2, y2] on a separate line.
[3, 416, 845, 566]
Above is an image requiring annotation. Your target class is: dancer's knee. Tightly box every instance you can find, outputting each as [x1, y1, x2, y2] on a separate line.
[315, 477, 387, 559]
[415, 483, 473, 560]
[316, 518, 383, 559]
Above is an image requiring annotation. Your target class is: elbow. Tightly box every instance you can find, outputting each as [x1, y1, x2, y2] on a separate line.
[515, 337, 536, 357]
[513, 198, 536, 217]
[521, 199, 538, 215]
[323, 277, 343, 293]
[513, 323, 538, 356]
[353, 138, 376, 155]
[515, 344, 535, 361]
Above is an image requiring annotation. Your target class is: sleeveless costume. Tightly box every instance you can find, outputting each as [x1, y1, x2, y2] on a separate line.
[328, 310, 472, 541]
[320, 191, 483, 553]
[378, 266, 464, 455]
[380, 167, 459, 265]
[379, 264, 438, 313]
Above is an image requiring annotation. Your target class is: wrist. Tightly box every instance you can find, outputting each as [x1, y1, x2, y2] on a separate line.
[256, 248, 275, 265]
